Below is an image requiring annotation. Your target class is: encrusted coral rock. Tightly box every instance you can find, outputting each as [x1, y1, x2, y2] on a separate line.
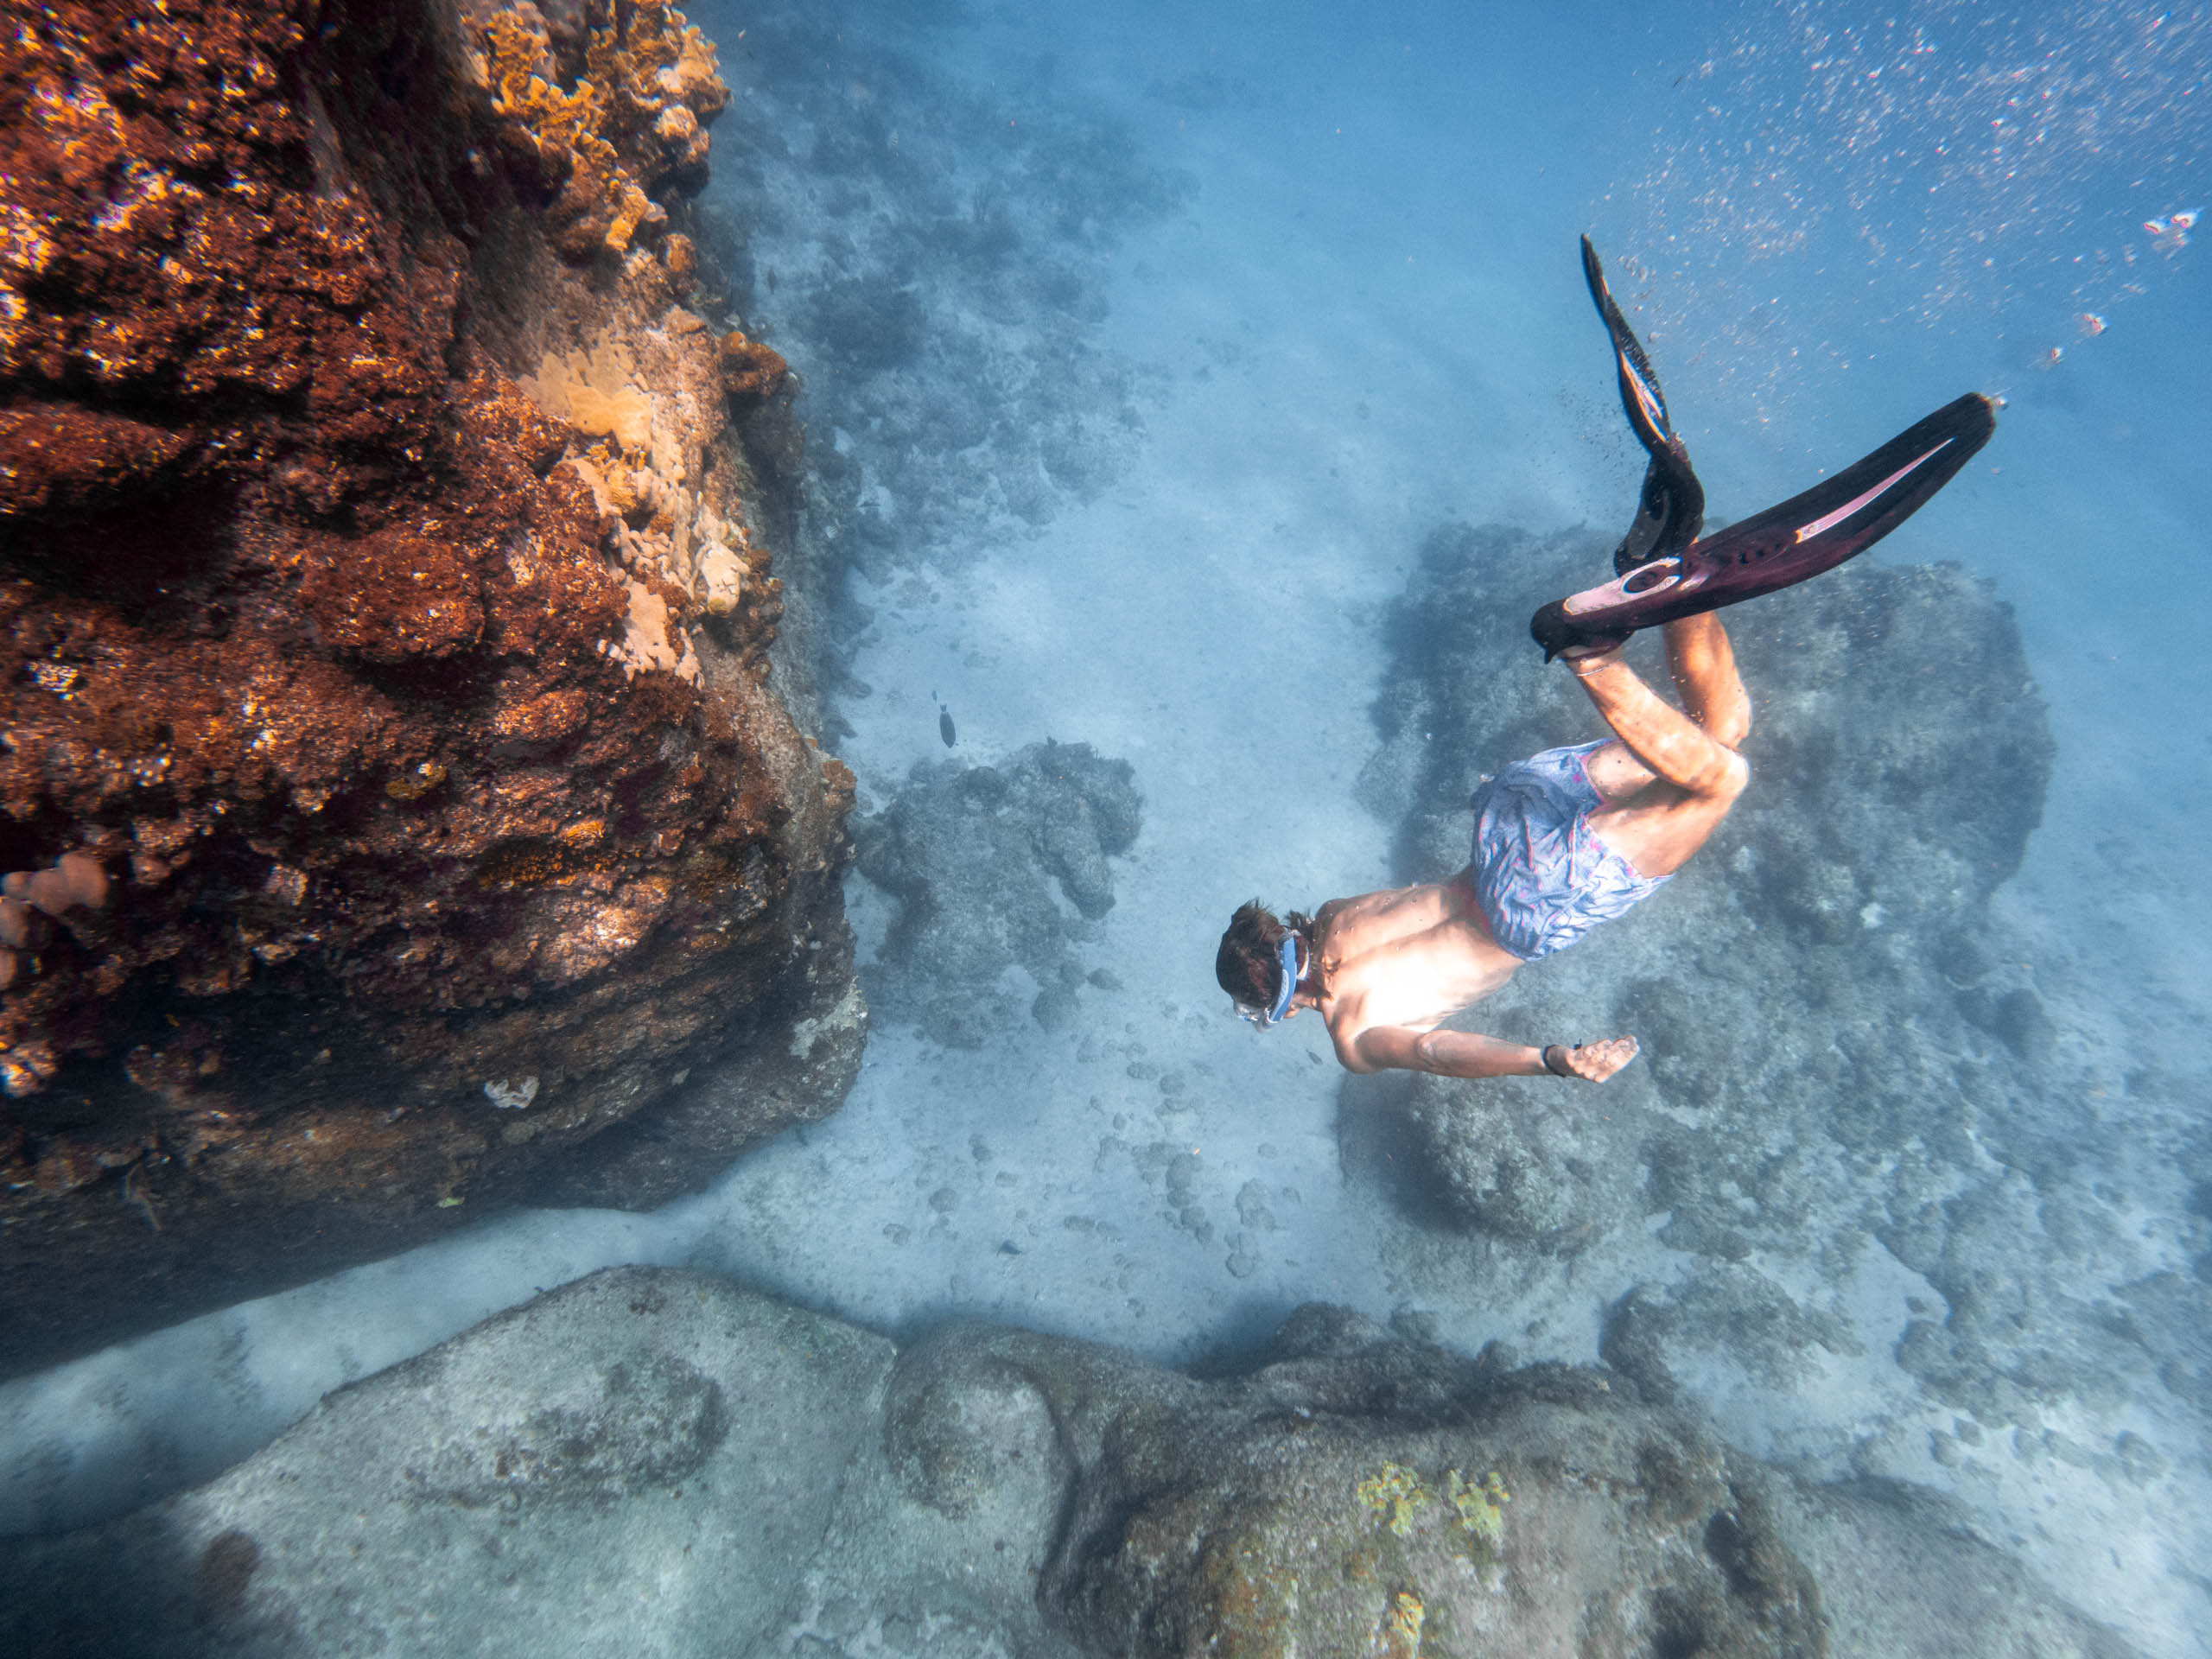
[0, 0, 858, 1373]
[892, 1308, 1830, 1659]
[720, 330, 791, 406]
[1359, 527, 2056, 1270]
[467, 0, 728, 261]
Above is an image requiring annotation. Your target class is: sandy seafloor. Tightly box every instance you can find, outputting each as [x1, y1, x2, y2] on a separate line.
[5, 1, 2210, 1652]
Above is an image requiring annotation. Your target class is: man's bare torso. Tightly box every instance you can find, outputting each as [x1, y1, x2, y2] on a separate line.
[1312, 869, 1520, 1055]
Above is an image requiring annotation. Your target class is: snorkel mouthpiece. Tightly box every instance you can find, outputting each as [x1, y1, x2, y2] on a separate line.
[1237, 933, 1302, 1030]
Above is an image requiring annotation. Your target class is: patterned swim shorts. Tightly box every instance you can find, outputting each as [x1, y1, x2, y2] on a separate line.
[1466, 741, 1669, 961]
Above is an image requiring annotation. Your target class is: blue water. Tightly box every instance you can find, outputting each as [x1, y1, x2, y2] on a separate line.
[3, 0, 2208, 1650]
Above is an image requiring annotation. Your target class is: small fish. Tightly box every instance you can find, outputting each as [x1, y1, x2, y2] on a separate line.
[2075, 311, 2107, 338]
[939, 707, 957, 747]
[2037, 344, 2065, 370]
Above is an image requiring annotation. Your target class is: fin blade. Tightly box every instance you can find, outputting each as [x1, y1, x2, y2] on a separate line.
[1681, 391, 1995, 581]
[1581, 237, 1706, 570]
[1581, 236, 1675, 454]
[1529, 392, 1998, 655]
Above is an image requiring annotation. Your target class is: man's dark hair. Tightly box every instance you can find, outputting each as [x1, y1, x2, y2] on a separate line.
[1216, 899, 1319, 1009]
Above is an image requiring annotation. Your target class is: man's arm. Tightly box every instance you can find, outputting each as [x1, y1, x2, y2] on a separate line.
[1341, 1025, 1639, 1081]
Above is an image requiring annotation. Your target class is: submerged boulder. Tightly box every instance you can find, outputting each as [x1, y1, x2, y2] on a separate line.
[1344, 529, 2187, 1631]
[0, 1269, 893, 1658]
[1402, 1080, 1641, 1251]
[856, 740, 1141, 1046]
[0, 1270, 2134, 1658]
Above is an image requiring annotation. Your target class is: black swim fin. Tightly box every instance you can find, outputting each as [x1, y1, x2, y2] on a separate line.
[1582, 237, 1705, 575]
[1531, 391, 1998, 660]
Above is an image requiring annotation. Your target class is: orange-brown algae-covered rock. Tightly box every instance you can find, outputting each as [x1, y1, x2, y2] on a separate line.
[0, 0, 861, 1376]
[721, 330, 791, 406]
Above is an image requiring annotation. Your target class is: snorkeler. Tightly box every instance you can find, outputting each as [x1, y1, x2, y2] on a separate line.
[1215, 240, 1995, 1080]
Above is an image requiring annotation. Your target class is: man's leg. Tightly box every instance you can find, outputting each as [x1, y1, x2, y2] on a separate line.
[1564, 614, 1749, 877]
[1665, 611, 1751, 749]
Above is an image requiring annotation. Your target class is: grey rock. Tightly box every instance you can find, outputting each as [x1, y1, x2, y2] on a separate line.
[1043, 1354, 1823, 1658]
[1268, 1302, 1395, 1359]
[0, 1268, 891, 1659]
[1603, 1268, 1865, 1399]
[881, 1326, 1071, 1522]
[0, 1278, 2136, 1659]
[1404, 1077, 1638, 1249]
[1390, 1306, 1443, 1345]
[1767, 1478, 2139, 1659]
[1234, 1179, 1277, 1231]
[1958, 985, 2059, 1065]
[855, 741, 1141, 1046]
[1351, 524, 2158, 1452]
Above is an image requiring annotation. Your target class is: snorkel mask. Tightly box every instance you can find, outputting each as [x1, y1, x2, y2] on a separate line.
[1236, 933, 1302, 1030]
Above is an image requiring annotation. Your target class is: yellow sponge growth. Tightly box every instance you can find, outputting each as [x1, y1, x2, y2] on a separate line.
[584, 0, 728, 130]
[1379, 1590, 1425, 1659]
[1447, 1468, 1510, 1550]
[523, 339, 656, 451]
[1357, 1464, 1431, 1539]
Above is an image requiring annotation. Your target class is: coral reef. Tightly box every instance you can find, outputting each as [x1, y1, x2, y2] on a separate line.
[855, 741, 1141, 1046]
[0, 1268, 2139, 1657]
[0, 0, 858, 1371]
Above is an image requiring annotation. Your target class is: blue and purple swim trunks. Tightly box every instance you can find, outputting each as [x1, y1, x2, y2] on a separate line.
[1466, 741, 1669, 961]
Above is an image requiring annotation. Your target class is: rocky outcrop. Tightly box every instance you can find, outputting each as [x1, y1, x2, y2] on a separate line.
[856, 741, 1141, 1046]
[0, 0, 860, 1372]
[0, 1268, 2136, 1658]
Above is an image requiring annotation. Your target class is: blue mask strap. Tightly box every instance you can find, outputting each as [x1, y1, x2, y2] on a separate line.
[1266, 933, 1300, 1024]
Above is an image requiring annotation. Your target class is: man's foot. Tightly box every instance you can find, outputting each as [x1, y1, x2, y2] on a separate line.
[1560, 641, 1626, 672]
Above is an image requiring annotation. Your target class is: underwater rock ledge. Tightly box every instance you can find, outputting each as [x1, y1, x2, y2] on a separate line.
[0, 0, 860, 1372]
[0, 1267, 2139, 1658]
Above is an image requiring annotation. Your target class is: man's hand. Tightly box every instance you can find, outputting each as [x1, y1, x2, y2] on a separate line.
[1549, 1036, 1639, 1081]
